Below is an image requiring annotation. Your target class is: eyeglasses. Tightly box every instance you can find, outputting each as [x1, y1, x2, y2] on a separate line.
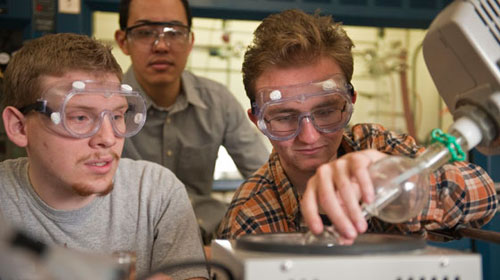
[125, 21, 192, 49]
[252, 75, 354, 141]
[19, 81, 147, 139]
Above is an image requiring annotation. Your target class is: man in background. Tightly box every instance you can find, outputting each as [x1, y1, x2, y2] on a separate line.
[115, 0, 269, 243]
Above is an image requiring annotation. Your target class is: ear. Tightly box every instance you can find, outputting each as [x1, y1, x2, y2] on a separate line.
[351, 90, 357, 104]
[2, 106, 29, 147]
[115, 29, 130, 55]
[247, 108, 259, 126]
[186, 31, 195, 54]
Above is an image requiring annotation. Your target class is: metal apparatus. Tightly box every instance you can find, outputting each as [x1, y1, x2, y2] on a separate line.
[423, 0, 500, 155]
[211, 235, 481, 280]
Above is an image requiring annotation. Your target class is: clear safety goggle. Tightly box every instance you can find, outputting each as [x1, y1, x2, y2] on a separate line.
[252, 74, 354, 141]
[19, 80, 147, 138]
[125, 21, 192, 48]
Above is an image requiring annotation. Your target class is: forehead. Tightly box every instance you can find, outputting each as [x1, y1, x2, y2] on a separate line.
[255, 57, 343, 91]
[128, 0, 187, 25]
[40, 72, 126, 107]
[40, 71, 120, 92]
[67, 93, 129, 110]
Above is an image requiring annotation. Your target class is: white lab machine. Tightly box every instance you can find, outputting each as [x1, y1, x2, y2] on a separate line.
[211, 233, 481, 280]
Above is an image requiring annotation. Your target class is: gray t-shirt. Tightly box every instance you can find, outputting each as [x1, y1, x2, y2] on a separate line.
[0, 158, 207, 280]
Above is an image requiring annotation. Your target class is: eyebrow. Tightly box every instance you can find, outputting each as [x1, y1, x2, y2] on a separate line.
[66, 104, 129, 112]
[266, 107, 300, 115]
[314, 100, 344, 109]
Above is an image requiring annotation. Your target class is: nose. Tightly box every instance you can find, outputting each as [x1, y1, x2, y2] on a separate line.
[89, 114, 117, 148]
[296, 116, 321, 143]
[153, 33, 171, 51]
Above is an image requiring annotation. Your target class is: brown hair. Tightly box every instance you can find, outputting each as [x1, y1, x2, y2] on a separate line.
[119, 0, 192, 30]
[2, 33, 122, 108]
[242, 9, 355, 102]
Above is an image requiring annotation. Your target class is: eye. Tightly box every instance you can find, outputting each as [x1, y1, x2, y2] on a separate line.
[271, 113, 297, 123]
[113, 112, 125, 121]
[133, 29, 156, 38]
[66, 111, 92, 124]
[166, 29, 186, 39]
[314, 108, 337, 117]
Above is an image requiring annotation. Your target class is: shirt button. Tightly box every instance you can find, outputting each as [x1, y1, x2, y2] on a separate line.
[166, 150, 173, 156]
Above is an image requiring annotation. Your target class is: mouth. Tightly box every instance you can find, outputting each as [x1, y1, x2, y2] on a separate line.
[149, 59, 174, 70]
[85, 157, 115, 173]
[295, 145, 325, 155]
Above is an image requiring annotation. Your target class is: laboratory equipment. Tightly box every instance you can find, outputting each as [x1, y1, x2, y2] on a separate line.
[305, 126, 466, 245]
[423, 0, 500, 155]
[212, 237, 481, 280]
[0, 215, 126, 280]
[362, 0, 500, 236]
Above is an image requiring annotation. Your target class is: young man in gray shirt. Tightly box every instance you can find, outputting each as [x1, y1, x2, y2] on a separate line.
[0, 33, 207, 280]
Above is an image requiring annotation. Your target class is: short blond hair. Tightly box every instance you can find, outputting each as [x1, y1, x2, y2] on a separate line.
[243, 9, 354, 101]
[2, 33, 122, 108]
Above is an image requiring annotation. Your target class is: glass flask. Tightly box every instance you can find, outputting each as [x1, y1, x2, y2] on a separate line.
[305, 128, 470, 245]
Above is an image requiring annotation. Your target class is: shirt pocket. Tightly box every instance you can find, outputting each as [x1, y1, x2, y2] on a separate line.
[177, 143, 219, 195]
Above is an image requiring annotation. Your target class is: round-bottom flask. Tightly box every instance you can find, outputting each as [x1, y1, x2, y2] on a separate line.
[365, 155, 430, 223]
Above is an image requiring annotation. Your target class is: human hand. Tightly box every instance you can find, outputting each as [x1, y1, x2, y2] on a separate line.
[301, 149, 388, 244]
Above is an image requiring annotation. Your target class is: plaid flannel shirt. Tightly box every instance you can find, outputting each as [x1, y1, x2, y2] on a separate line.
[217, 123, 498, 239]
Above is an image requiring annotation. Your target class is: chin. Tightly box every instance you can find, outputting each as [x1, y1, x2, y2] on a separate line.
[297, 162, 323, 174]
[72, 181, 114, 197]
[302, 157, 329, 169]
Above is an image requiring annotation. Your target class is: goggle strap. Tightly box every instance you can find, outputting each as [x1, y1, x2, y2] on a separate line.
[347, 82, 354, 96]
[18, 100, 53, 117]
[250, 100, 259, 115]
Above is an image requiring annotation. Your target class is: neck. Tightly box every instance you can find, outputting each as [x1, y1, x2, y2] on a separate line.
[281, 161, 315, 196]
[139, 78, 182, 108]
[27, 162, 96, 210]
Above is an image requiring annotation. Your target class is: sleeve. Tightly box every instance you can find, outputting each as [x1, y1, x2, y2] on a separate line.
[217, 181, 262, 239]
[349, 123, 424, 157]
[217, 203, 262, 239]
[219, 87, 269, 178]
[151, 177, 209, 280]
[368, 160, 498, 239]
[356, 124, 498, 238]
[217, 178, 289, 239]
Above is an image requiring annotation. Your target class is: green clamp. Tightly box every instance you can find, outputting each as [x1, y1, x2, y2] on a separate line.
[430, 128, 466, 162]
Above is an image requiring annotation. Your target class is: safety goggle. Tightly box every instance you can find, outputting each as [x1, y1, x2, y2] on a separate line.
[125, 21, 192, 48]
[252, 74, 354, 141]
[19, 80, 147, 138]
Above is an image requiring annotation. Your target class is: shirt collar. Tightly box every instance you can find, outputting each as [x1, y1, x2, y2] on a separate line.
[181, 71, 208, 110]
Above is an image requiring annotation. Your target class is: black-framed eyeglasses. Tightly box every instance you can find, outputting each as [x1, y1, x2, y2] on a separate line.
[125, 21, 192, 48]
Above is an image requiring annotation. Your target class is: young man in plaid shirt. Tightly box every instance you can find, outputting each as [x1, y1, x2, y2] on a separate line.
[217, 9, 498, 243]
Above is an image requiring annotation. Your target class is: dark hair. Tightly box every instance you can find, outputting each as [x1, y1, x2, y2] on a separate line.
[2, 33, 122, 108]
[242, 9, 354, 102]
[119, 0, 192, 30]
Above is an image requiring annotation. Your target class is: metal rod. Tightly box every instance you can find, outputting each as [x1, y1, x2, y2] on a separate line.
[456, 225, 500, 244]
